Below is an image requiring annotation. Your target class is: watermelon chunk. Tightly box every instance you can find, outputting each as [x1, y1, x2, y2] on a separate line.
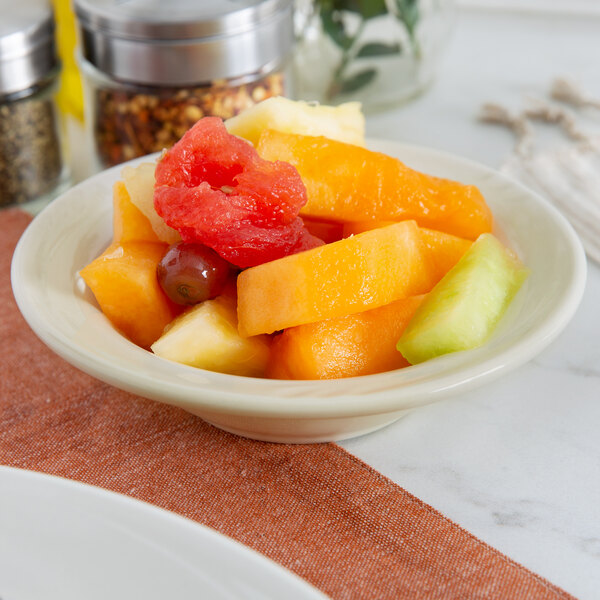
[154, 117, 322, 268]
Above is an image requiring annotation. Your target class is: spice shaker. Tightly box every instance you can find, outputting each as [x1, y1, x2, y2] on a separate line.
[0, 0, 68, 208]
[74, 0, 294, 170]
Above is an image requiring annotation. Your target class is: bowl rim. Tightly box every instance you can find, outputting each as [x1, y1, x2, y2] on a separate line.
[10, 140, 588, 420]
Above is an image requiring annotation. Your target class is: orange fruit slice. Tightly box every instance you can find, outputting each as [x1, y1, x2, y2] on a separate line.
[343, 221, 472, 282]
[267, 295, 424, 380]
[257, 130, 493, 240]
[80, 241, 179, 349]
[237, 220, 436, 337]
[112, 181, 161, 244]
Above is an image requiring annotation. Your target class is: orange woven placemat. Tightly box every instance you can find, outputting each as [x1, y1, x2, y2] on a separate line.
[0, 208, 573, 599]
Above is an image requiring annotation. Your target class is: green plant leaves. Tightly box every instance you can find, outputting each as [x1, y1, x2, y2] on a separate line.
[314, 0, 421, 100]
[393, 0, 420, 36]
[351, 0, 388, 20]
[319, 0, 388, 21]
[338, 68, 377, 94]
[320, 6, 353, 50]
[356, 42, 402, 58]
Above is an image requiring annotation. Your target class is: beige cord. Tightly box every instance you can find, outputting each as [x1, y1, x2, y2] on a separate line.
[551, 77, 600, 110]
[524, 97, 591, 144]
[478, 83, 600, 265]
[478, 103, 534, 156]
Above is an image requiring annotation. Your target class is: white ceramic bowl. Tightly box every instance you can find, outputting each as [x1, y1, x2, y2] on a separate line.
[11, 141, 587, 443]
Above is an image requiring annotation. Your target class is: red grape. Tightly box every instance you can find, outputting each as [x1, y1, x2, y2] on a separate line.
[157, 242, 231, 305]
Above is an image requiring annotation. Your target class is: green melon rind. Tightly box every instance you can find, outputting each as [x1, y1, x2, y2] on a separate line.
[396, 233, 530, 365]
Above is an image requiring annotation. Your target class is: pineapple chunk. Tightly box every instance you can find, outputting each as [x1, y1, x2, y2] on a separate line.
[122, 162, 181, 245]
[151, 295, 271, 377]
[224, 96, 365, 147]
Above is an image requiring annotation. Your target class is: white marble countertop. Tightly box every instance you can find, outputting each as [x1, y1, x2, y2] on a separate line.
[341, 6, 600, 599]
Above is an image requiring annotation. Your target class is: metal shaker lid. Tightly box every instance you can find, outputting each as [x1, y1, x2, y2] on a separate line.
[74, 0, 294, 86]
[0, 0, 58, 97]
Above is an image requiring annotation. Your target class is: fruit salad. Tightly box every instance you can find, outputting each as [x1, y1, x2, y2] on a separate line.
[80, 97, 529, 380]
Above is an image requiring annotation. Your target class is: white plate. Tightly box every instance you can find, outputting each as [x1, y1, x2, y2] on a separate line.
[10, 141, 587, 443]
[0, 466, 327, 600]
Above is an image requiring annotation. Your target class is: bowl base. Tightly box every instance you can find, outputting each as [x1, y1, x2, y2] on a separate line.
[199, 409, 412, 444]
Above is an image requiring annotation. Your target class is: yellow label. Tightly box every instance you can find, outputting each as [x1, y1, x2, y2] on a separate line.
[52, 0, 84, 120]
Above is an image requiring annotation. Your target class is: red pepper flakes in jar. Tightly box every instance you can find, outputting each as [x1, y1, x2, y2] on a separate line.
[74, 0, 293, 170]
[90, 75, 284, 168]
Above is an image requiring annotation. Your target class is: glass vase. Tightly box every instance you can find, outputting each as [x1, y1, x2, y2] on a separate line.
[292, 0, 456, 111]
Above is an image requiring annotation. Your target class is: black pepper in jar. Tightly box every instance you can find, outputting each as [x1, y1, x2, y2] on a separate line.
[0, 91, 63, 206]
[93, 73, 284, 167]
[0, 1, 67, 208]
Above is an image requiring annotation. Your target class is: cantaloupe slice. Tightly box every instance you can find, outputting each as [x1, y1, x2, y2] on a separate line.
[224, 96, 365, 147]
[257, 130, 493, 240]
[237, 220, 437, 337]
[151, 294, 271, 377]
[343, 220, 472, 282]
[112, 181, 161, 243]
[397, 233, 529, 364]
[79, 241, 179, 349]
[420, 227, 473, 281]
[267, 295, 424, 380]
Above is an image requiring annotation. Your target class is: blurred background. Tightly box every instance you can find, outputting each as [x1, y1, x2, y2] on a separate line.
[1, 0, 599, 208]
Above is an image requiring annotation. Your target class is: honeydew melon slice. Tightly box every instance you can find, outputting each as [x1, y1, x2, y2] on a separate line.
[396, 233, 529, 365]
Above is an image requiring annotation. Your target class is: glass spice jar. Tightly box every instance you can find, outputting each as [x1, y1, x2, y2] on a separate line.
[74, 0, 294, 171]
[0, 0, 69, 209]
